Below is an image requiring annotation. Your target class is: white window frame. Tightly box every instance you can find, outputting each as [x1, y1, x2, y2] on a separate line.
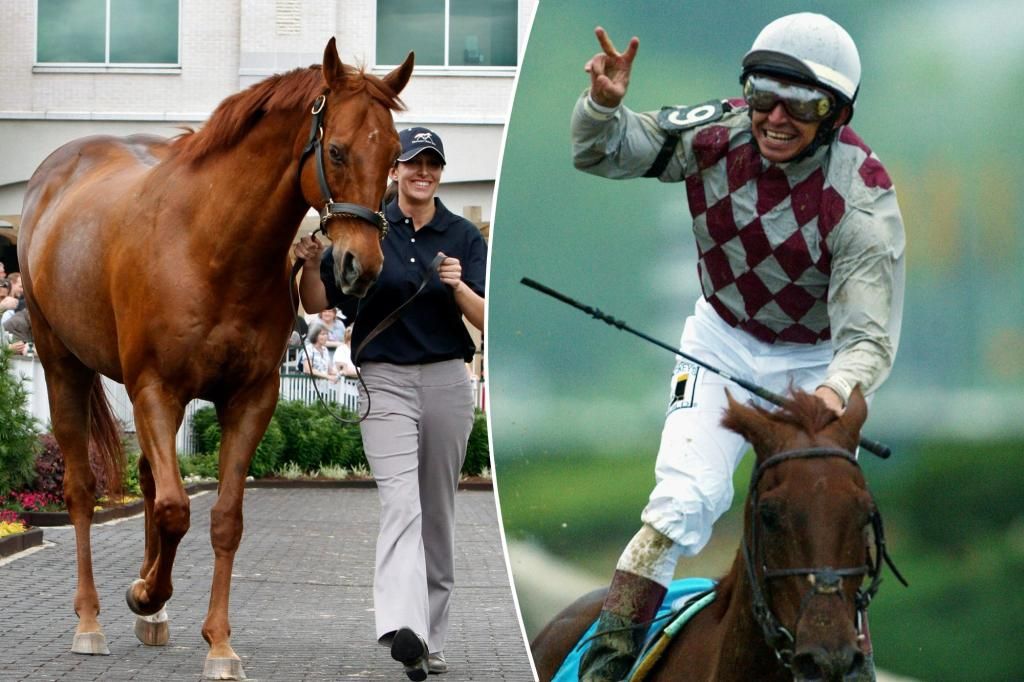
[33, 0, 182, 74]
[374, 0, 518, 77]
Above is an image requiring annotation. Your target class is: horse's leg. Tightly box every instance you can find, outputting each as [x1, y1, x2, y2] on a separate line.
[133, 454, 170, 646]
[125, 383, 188, 617]
[34, 328, 109, 654]
[201, 379, 278, 680]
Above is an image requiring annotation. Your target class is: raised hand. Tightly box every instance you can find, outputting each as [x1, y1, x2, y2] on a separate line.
[584, 26, 640, 108]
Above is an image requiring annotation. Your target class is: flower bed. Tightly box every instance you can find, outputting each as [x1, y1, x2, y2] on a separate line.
[18, 496, 145, 527]
[0, 514, 44, 558]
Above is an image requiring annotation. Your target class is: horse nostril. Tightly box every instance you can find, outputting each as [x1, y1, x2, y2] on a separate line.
[340, 250, 360, 283]
[794, 645, 864, 681]
[793, 652, 824, 680]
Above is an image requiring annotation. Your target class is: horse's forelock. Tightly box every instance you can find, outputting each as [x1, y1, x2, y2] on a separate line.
[780, 389, 838, 434]
[174, 63, 402, 165]
[722, 388, 837, 451]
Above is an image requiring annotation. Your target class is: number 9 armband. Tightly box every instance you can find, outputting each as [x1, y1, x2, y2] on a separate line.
[644, 99, 727, 178]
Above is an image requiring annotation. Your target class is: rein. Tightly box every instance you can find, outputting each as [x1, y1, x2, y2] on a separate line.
[289, 253, 443, 425]
[742, 446, 907, 669]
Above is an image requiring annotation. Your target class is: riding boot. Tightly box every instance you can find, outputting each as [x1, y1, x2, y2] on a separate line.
[578, 570, 667, 682]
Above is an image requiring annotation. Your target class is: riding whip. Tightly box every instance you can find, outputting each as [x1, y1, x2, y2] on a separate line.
[520, 277, 892, 459]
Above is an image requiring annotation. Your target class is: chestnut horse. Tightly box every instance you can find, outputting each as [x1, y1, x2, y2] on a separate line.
[18, 39, 413, 679]
[532, 387, 905, 682]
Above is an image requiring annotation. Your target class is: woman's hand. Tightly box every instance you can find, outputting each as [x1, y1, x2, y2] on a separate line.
[437, 251, 484, 331]
[293, 234, 324, 270]
[438, 254, 465, 292]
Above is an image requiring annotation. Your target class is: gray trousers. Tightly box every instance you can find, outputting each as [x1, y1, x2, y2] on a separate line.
[357, 359, 474, 653]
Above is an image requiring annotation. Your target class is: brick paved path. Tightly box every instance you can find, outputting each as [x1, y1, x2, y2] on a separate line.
[0, 487, 535, 681]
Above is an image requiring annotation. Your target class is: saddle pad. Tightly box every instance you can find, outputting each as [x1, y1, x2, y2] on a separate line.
[551, 577, 717, 681]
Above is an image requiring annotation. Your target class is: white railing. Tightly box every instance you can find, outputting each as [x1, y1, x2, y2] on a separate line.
[7, 353, 483, 456]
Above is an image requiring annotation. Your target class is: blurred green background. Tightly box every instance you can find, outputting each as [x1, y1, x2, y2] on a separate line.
[487, 1, 1024, 680]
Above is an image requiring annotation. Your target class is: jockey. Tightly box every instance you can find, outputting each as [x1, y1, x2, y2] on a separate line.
[570, 13, 905, 681]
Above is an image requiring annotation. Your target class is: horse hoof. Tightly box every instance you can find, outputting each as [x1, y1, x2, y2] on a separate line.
[71, 631, 110, 655]
[125, 578, 162, 616]
[203, 656, 247, 680]
[134, 608, 170, 646]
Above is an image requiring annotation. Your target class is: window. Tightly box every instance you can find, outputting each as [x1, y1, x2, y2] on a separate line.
[37, 0, 179, 65]
[377, 0, 517, 68]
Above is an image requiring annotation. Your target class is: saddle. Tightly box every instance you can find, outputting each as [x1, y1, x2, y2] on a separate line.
[552, 578, 717, 682]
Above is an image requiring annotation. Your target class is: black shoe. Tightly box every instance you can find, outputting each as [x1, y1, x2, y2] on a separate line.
[390, 627, 429, 681]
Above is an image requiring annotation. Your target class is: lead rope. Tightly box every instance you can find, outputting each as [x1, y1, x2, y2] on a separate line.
[289, 252, 444, 424]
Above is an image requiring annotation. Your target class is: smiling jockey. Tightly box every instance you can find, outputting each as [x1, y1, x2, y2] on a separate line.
[571, 13, 906, 681]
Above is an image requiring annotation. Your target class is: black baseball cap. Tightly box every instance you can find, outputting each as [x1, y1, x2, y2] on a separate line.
[397, 127, 446, 164]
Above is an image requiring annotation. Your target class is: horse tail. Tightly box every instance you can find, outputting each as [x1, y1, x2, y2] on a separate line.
[89, 376, 126, 497]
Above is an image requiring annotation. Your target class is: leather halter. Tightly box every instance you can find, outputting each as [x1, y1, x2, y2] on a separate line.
[297, 92, 388, 238]
[741, 446, 907, 668]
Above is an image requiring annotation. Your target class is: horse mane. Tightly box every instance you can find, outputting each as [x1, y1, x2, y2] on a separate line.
[174, 63, 406, 164]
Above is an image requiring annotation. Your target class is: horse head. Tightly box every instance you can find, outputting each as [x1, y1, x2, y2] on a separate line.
[299, 38, 414, 297]
[723, 387, 880, 682]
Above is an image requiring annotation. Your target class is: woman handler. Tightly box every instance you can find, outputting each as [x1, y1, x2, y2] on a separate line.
[293, 127, 486, 680]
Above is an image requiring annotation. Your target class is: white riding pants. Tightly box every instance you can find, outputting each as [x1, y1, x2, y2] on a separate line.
[640, 298, 833, 555]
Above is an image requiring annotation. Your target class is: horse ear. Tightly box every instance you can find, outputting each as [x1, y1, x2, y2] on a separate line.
[382, 51, 415, 96]
[834, 385, 868, 448]
[721, 389, 778, 462]
[322, 37, 346, 89]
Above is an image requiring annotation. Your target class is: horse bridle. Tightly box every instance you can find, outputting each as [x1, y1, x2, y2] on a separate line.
[741, 446, 907, 669]
[297, 91, 389, 238]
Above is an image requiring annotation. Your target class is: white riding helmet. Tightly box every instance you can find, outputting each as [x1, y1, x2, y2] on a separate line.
[741, 13, 861, 105]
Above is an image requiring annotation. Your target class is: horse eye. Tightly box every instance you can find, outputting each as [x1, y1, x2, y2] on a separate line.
[759, 503, 782, 531]
[328, 144, 347, 165]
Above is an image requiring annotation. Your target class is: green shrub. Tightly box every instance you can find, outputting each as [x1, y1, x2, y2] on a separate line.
[188, 407, 285, 478]
[464, 409, 490, 476]
[180, 451, 219, 479]
[190, 406, 220, 454]
[272, 401, 313, 465]
[249, 417, 284, 478]
[0, 350, 42, 494]
[122, 451, 142, 497]
[183, 400, 485, 479]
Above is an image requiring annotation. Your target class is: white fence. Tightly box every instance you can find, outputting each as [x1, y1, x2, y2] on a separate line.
[8, 355, 358, 455]
[7, 353, 483, 456]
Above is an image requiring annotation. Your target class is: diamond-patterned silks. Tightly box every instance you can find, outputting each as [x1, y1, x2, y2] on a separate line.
[685, 122, 888, 344]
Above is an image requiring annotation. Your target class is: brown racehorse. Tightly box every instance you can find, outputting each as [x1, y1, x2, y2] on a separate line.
[531, 387, 904, 682]
[17, 39, 413, 680]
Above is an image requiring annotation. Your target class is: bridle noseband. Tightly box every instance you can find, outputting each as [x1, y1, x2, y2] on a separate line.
[742, 446, 907, 669]
[297, 92, 389, 239]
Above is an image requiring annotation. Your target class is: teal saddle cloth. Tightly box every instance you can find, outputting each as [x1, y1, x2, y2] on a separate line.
[551, 577, 717, 681]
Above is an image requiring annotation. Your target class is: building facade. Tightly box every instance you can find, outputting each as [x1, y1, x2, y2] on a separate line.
[0, 0, 536, 266]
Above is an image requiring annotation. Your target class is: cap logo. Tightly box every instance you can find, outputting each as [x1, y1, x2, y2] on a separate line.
[412, 132, 435, 145]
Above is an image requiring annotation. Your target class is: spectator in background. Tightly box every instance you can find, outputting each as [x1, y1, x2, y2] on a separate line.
[2, 273, 31, 343]
[302, 323, 339, 388]
[0, 278, 27, 355]
[333, 326, 358, 379]
[0, 276, 15, 314]
[315, 307, 346, 349]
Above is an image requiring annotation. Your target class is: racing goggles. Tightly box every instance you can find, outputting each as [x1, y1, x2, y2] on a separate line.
[743, 75, 834, 123]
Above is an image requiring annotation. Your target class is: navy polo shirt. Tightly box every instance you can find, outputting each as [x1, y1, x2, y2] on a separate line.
[320, 197, 487, 365]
